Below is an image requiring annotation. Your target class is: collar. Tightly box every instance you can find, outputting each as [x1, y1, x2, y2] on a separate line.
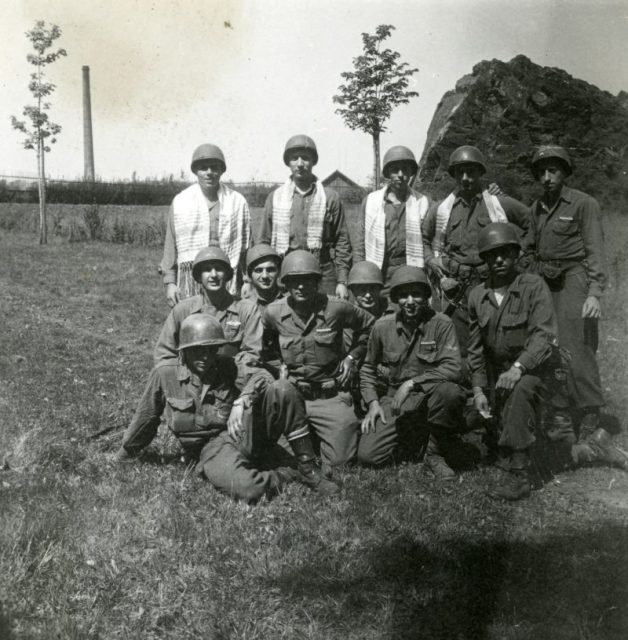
[200, 289, 235, 312]
[292, 176, 319, 196]
[281, 292, 328, 322]
[384, 184, 410, 204]
[454, 186, 483, 206]
[479, 273, 523, 302]
[394, 308, 434, 334]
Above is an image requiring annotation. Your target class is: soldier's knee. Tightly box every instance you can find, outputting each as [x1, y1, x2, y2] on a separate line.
[433, 382, 466, 406]
[266, 379, 299, 401]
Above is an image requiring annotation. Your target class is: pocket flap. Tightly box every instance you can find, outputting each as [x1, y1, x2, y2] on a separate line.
[167, 397, 195, 412]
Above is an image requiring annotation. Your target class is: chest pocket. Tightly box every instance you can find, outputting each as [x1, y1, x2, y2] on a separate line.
[500, 314, 528, 349]
[279, 334, 302, 364]
[416, 340, 438, 364]
[552, 216, 578, 236]
[167, 397, 196, 434]
[313, 329, 339, 366]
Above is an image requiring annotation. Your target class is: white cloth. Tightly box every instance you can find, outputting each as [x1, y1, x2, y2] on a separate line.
[363, 186, 429, 269]
[432, 190, 507, 257]
[271, 178, 326, 256]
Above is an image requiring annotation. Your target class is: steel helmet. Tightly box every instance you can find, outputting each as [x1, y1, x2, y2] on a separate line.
[530, 145, 573, 177]
[347, 261, 384, 288]
[283, 134, 319, 165]
[389, 266, 431, 302]
[382, 146, 418, 178]
[179, 314, 227, 350]
[477, 222, 521, 258]
[192, 242, 233, 282]
[448, 145, 487, 176]
[280, 250, 322, 280]
[246, 244, 281, 276]
[190, 144, 226, 173]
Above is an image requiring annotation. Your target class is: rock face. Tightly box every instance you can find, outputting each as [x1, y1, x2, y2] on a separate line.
[417, 55, 628, 206]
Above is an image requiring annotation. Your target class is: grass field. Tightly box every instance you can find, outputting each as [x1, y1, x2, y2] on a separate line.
[0, 206, 627, 639]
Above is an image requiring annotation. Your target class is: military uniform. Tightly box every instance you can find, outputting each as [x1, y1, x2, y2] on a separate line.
[262, 294, 374, 466]
[120, 360, 309, 503]
[359, 309, 466, 466]
[467, 272, 558, 451]
[530, 185, 607, 412]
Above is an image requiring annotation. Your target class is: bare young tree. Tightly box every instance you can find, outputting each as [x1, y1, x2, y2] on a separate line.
[333, 24, 418, 190]
[11, 21, 67, 244]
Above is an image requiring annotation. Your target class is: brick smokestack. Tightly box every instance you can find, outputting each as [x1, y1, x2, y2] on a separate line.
[82, 65, 95, 181]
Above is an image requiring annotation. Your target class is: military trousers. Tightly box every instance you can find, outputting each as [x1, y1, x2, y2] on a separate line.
[357, 381, 467, 467]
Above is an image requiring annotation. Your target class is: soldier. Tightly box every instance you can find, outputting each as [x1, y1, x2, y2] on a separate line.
[529, 146, 608, 437]
[241, 244, 283, 311]
[468, 223, 625, 501]
[353, 146, 431, 293]
[359, 266, 467, 476]
[262, 250, 374, 468]
[115, 315, 339, 501]
[346, 261, 390, 320]
[422, 145, 533, 355]
[154, 242, 261, 391]
[254, 134, 352, 298]
[160, 144, 250, 305]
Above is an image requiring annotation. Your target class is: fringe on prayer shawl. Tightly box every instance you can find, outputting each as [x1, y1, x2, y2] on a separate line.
[173, 182, 250, 294]
[364, 186, 429, 269]
[432, 190, 508, 257]
[271, 178, 326, 256]
[176, 262, 202, 300]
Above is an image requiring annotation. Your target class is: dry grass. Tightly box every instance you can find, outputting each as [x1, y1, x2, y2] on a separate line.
[0, 210, 627, 639]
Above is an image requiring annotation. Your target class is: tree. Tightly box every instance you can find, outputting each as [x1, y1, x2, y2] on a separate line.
[11, 21, 67, 244]
[333, 25, 418, 190]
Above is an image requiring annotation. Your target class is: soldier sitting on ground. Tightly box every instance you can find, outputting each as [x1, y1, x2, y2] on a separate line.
[358, 266, 468, 476]
[115, 315, 339, 501]
[468, 222, 627, 501]
[241, 244, 283, 311]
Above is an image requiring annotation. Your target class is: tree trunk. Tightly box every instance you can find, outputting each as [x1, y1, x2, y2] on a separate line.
[372, 132, 381, 190]
[37, 137, 47, 244]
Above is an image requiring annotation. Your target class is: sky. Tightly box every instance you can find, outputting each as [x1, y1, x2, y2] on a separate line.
[2, 0, 628, 184]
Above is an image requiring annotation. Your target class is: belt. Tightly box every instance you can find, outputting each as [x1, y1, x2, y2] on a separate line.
[537, 258, 583, 270]
[448, 259, 488, 281]
[296, 380, 339, 401]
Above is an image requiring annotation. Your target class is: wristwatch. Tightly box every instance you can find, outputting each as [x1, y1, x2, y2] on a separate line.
[513, 361, 525, 374]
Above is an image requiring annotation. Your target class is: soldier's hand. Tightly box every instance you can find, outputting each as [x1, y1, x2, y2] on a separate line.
[337, 356, 355, 388]
[240, 281, 253, 299]
[582, 295, 601, 319]
[487, 182, 505, 196]
[227, 404, 245, 439]
[335, 283, 349, 300]
[473, 392, 492, 419]
[392, 380, 415, 415]
[362, 401, 386, 434]
[279, 363, 289, 380]
[165, 283, 180, 308]
[496, 366, 522, 391]
[428, 257, 448, 280]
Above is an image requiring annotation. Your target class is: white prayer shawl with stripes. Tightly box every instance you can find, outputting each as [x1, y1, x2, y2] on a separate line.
[364, 186, 429, 269]
[172, 182, 250, 294]
[271, 178, 326, 256]
[432, 190, 508, 257]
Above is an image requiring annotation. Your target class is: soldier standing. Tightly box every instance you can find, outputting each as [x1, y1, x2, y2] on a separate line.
[529, 146, 608, 437]
[359, 266, 467, 475]
[262, 250, 374, 468]
[254, 135, 352, 298]
[353, 146, 431, 293]
[116, 315, 339, 501]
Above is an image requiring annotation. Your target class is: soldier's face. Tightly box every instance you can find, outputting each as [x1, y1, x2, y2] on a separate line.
[287, 150, 315, 182]
[484, 245, 519, 278]
[452, 163, 483, 194]
[251, 259, 279, 291]
[285, 275, 319, 303]
[195, 159, 224, 192]
[199, 261, 229, 292]
[386, 161, 413, 190]
[351, 284, 382, 312]
[536, 160, 567, 195]
[396, 284, 430, 320]
[184, 345, 219, 376]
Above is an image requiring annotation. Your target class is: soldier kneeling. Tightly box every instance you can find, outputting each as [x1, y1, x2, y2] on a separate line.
[115, 315, 339, 502]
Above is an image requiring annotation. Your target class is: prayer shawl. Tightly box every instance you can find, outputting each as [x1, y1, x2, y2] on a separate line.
[173, 182, 250, 295]
[364, 186, 430, 269]
[432, 190, 507, 257]
[271, 178, 326, 256]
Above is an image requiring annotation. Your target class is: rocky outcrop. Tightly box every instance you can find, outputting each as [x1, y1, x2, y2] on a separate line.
[417, 55, 628, 206]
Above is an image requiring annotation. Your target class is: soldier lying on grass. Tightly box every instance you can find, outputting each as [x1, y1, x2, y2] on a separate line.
[115, 315, 340, 502]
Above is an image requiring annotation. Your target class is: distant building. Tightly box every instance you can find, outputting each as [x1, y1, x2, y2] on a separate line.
[321, 170, 366, 203]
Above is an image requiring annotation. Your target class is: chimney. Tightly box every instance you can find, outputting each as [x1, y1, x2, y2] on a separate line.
[82, 65, 95, 181]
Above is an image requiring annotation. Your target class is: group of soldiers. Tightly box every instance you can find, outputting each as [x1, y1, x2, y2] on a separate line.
[115, 135, 627, 503]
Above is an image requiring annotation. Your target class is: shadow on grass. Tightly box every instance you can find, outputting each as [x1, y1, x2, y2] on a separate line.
[269, 522, 628, 639]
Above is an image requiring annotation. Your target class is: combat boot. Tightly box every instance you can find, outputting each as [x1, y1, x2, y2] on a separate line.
[487, 451, 532, 501]
[289, 436, 341, 496]
[573, 428, 628, 470]
[424, 434, 457, 480]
